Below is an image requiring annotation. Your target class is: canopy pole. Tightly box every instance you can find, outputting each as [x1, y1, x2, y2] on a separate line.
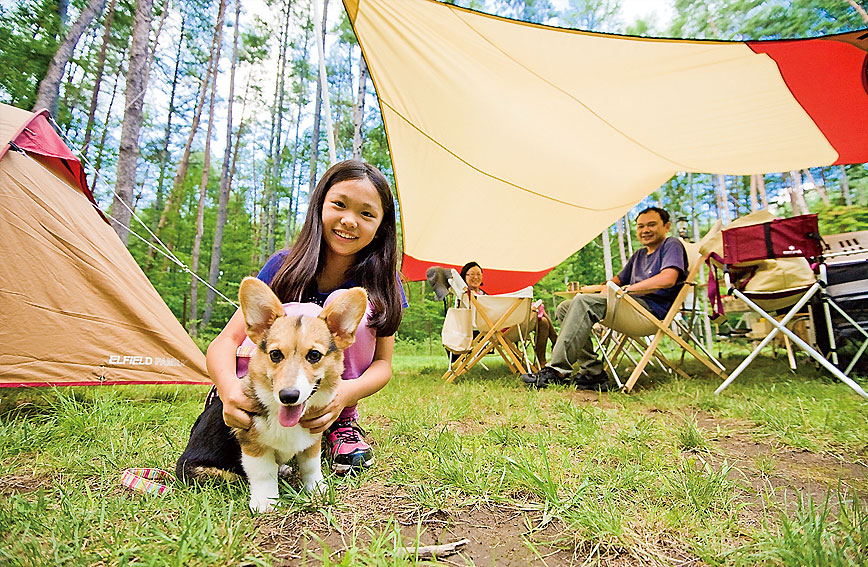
[313, 0, 337, 165]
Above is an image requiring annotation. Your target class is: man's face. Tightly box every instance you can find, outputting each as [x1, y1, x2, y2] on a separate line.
[635, 211, 670, 250]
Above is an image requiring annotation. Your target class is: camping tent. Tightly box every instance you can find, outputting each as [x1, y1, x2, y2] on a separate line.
[0, 103, 209, 386]
[344, 0, 868, 293]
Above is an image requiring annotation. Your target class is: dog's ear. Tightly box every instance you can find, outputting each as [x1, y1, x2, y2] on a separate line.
[238, 277, 285, 344]
[320, 287, 368, 349]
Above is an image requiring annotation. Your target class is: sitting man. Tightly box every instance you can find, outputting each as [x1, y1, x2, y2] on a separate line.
[521, 206, 687, 391]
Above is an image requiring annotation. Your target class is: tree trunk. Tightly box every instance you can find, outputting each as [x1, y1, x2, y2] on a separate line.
[109, 0, 154, 245]
[615, 216, 626, 267]
[716, 174, 731, 224]
[265, 0, 293, 257]
[80, 0, 117, 162]
[749, 173, 759, 211]
[202, 0, 241, 332]
[757, 173, 769, 209]
[94, 47, 124, 179]
[285, 25, 312, 246]
[151, 30, 218, 260]
[227, 77, 251, 195]
[624, 213, 633, 256]
[313, 0, 336, 163]
[602, 227, 613, 280]
[308, 0, 329, 194]
[789, 170, 810, 214]
[846, 0, 868, 23]
[352, 55, 368, 159]
[803, 168, 829, 206]
[189, 0, 226, 336]
[153, 14, 185, 223]
[840, 165, 853, 206]
[284, 104, 301, 246]
[33, 0, 108, 114]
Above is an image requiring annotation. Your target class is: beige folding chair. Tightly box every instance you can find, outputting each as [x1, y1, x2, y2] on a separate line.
[443, 269, 538, 383]
[596, 236, 728, 392]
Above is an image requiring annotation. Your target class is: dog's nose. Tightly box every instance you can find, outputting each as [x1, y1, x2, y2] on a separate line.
[278, 388, 300, 405]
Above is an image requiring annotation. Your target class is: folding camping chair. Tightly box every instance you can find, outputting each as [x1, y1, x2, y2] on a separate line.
[713, 214, 868, 399]
[595, 237, 728, 392]
[442, 269, 538, 383]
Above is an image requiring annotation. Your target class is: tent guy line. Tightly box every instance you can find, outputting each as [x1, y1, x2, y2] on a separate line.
[9, 140, 239, 310]
[44, 116, 239, 309]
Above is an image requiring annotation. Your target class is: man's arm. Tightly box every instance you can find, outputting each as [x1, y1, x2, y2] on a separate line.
[623, 267, 680, 294]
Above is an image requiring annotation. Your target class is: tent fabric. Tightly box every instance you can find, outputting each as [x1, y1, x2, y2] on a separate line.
[344, 0, 868, 294]
[0, 103, 209, 387]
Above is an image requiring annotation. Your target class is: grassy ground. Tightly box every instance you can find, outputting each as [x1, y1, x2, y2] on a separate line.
[1, 345, 867, 566]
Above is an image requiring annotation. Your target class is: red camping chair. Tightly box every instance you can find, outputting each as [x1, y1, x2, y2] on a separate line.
[714, 214, 868, 399]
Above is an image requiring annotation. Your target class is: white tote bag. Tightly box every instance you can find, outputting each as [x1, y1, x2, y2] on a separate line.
[442, 307, 472, 354]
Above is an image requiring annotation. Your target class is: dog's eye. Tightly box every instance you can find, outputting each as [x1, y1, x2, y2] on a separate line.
[269, 349, 284, 363]
[306, 350, 323, 364]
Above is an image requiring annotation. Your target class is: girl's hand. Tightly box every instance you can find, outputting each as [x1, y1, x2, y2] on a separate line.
[218, 380, 256, 430]
[300, 384, 350, 434]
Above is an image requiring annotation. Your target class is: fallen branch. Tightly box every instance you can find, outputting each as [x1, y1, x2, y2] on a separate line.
[396, 538, 470, 559]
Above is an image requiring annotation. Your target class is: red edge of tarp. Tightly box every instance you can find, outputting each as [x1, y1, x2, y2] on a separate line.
[0, 380, 211, 388]
[402, 253, 553, 295]
[1, 108, 105, 219]
[748, 35, 868, 166]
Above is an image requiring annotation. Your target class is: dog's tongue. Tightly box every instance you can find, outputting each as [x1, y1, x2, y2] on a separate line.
[278, 403, 305, 427]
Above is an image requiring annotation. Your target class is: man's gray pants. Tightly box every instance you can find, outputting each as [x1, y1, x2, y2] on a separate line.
[549, 293, 652, 377]
[549, 294, 608, 376]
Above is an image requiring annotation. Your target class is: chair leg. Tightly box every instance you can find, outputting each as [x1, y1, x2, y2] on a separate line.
[715, 288, 868, 400]
[826, 297, 868, 375]
[675, 319, 727, 372]
[654, 350, 691, 380]
[783, 333, 797, 370]
[593, 330, 623, 389]
[624, 332, 664, 392]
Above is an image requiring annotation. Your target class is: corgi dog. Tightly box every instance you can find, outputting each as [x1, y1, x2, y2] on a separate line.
[176, 277, 367, 513]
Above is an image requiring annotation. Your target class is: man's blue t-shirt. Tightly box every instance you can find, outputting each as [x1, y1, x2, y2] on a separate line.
[257, 250, 408, 308]
[616, 237, 687, 318]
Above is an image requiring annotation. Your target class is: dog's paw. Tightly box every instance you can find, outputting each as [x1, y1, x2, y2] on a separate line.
[249, 495, 277, 513]
[303, 476, 327, 496]
[278, 464, 293, 478]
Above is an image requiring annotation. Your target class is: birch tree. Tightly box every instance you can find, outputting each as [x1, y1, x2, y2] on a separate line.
[351, 55, 367, 159]
[202, 0, 241, 332]
[307, 0, 329, 194]
[803, 168, 830, 206]
[715, 174, 731, 224]
[151, 26, 218, 262]
[153, 14, 186, 218]
[190, 0, 226, 336]
[840, 165, 853, 206]
[109, 0, 154, 244]
[80, 0, 117, 161]
[32, 0, 107, 114]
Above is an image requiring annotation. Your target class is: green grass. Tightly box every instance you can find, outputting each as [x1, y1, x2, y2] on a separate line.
[1, 347, 867, 565]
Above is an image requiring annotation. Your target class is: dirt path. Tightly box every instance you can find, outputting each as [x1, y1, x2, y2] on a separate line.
[693, 412, 868, 512]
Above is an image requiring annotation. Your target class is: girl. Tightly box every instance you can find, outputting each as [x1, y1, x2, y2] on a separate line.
[205, 159, 405, 474]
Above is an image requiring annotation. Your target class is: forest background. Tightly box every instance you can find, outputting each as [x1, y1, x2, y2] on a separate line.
[1, 0, 867, 351]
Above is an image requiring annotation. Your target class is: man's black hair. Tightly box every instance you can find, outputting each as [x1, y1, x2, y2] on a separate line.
[636, 206, 670, 224]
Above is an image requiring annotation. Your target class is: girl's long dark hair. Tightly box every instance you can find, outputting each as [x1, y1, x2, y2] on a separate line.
[269, 160, 403, 336]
